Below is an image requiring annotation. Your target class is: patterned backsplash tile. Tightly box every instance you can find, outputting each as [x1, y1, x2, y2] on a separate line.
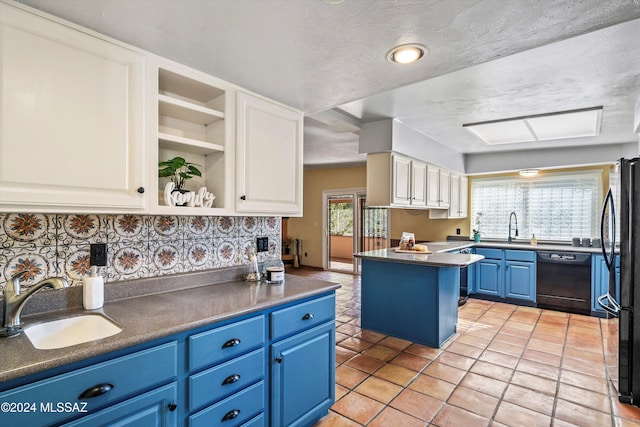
[0, 213, 281, 289]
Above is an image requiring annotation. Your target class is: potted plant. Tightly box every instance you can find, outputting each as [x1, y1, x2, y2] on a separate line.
[473, 212, 484, 242]
[159, 157, 202, 205]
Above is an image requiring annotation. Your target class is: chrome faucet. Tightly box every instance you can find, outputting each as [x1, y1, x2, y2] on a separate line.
[2, 272, 69, 337]
[508, 211, 519, 243]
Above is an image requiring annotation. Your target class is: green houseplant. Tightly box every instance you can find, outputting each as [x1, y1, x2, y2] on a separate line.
[158, 157, 202, 191]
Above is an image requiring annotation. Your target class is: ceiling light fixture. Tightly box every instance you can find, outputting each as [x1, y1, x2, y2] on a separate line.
[462, 106, 603, 145]
[387, 44, 426, 64]
[519, 169, 540, 177]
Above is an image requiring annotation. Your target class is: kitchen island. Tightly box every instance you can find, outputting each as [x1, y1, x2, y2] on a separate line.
[355, 244, 483, 348]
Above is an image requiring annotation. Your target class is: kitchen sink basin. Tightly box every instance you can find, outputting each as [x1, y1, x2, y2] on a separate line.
[24, 314, 122, 350]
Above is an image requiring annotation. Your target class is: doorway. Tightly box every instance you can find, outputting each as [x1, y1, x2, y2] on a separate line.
[323, 189, 388, 274]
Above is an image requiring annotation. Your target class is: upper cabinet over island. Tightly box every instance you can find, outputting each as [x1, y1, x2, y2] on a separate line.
[0, 2, 303, 216]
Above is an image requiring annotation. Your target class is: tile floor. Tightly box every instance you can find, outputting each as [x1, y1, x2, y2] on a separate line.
[287, 268, 640, 427]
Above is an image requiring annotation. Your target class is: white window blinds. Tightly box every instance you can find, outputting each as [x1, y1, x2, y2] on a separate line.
[471, 171, 602, 242]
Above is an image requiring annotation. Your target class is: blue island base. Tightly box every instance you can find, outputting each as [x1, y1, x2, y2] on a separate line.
[360, 259, 460, 348]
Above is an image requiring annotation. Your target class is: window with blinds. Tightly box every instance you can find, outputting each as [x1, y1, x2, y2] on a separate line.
[471, 171, 602, 242]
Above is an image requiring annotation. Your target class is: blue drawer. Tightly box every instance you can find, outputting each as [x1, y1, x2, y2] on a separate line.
[242, 413, 265, 427]
[189, 381, 264, 427]
[505, 250, 536, 262]
[475, 248, 503, 260]
[189, 316, 265, 371]
[189, 348, 265, 411]
[271, 294, 335, 341]
[0, 342, 177, 426]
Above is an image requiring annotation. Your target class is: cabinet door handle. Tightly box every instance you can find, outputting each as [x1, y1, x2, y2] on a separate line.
[79, 383, 114, 399]
[222, 338, 241, 349]
[240, 195, 246, 200]
[168, 402, 177, 412]
[222, 409, 240, 421]
[302, 313, 314, 320]
[275, 356, 283, 363]
[137, 187, 145, 194]
[222, 374, 241, 385]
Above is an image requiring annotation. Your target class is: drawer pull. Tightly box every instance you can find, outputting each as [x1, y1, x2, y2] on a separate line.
[168, 402, 177, 412]
[79, 383, 114, 399]
[302, 313, 314, 320]
[222, 338, 241, 349]
[222, 409, 240, 421]
[275, 356, 283, 363]
[222, 374, 241, 385]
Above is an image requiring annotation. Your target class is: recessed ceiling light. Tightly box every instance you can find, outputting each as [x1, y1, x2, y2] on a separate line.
[387, 44, 426, 64]
[519, 169, 540, 177]
[462, 106, 603, 145]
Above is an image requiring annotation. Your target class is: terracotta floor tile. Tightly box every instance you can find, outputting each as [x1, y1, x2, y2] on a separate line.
[390, 388, 443, 422]
[530, 330, 566, 345]
[335, 332, 350, 343]
[339, 337, 374, 352]
[373, 363, 418, 386]
[516, 358, 560, 381]
[557, 382, 611, 414]
[354, 376, 402, 404]
[408, 373, 456, 401]
[336, 323, 361, 336]
[336, 346, 358, 364]
[423, 361, 467, 385]
[331, 391, 385, 425]
[446, 341, 485, 358]
[562, 356, 607, 378]
[534, 324, 568, 337]
[437, 351, 476, 371]
[554, 399, 612, 426]
[615, 417, 640, 427]
[457, 334, 491, 349]
[314, 410, 362, 427]
[470, 360, 514, 382]
[344, 354, 386, 374]
[494, 401, 552, 427]
[404, 343, 443, 360]
[479, 349, 520, 369]
[552, 419, 582, 427]
[493, 332, 529, 347]
[363, 344, 401, 361]
[447, 386, 500, 419]
[368, 406, 425, 427]
[509, 371, 558, 396]
[560, 369, 609, 395]
[503, 320, 535, 332]
[526, 338, 564, 356]
[335, 384, 350, 401]
[478, 315, 508, 326]
[502, 384, 555, 416]
[335, 365, 369, 389]
[390, 352, 431, 372]
[521, 348, 562, 367]
[356, 329, 386, 343]
[564, 346, 605, 364]
[432, 403, 490, 427]
[378, 336, 412, 351]
[487, 340, 525, 358]
[465, 327, 499, 341]
[612, 394, 640, 422]
[459, 372, 508, 398]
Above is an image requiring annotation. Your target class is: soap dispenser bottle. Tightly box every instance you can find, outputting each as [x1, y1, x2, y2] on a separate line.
[530, 234, 538, 246]
[84, 244, 106, 310]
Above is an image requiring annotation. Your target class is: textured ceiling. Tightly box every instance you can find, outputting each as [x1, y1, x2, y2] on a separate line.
[17, 0, 640, 166]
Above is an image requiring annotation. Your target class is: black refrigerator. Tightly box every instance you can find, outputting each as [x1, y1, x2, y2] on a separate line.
[599, 157, 640, 406]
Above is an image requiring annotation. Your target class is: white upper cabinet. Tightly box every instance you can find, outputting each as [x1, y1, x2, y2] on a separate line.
[426, 165, 450, 209]
[430, 174, 468, 219]
[0, 4, 145, 212]
[235, 91, 303, 215]
[366, 153, 427, 208]
[148, 58, 235, 215]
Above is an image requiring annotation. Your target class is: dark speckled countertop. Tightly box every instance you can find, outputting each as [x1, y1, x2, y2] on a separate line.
[0, 273, 339, 384]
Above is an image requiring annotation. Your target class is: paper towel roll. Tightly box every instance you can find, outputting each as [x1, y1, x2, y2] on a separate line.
[83, 276, 104, 310]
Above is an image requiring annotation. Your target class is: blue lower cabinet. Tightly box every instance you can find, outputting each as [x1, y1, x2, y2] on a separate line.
[63, 383, 177, 427]
[591, 254, 620, 315]
[271, 322, 335, 427]
[189, 381, 264, 427]
[505, 261, 536, 301]
[475, 259, 502, 297]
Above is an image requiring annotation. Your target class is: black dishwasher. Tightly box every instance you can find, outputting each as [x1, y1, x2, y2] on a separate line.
[536, 251, 592, 314]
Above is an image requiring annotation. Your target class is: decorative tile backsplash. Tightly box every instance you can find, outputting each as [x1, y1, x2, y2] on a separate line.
[0, 213, 281, 289]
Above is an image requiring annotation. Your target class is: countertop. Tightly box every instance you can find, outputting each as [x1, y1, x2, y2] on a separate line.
[0, 274, 340, 384]
[354, 239, 608, 267]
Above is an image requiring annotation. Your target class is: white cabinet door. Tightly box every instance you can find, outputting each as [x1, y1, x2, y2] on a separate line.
[411, 160, 427, 207]
[438, 169, 450, 209]
[236, 91, 302, 215]
[448, 174, 460, 217]
[392, 155, 411, 206]
[426, 165, 441, 208]
[459, 176, 469, 218]
[0, 4, 145, 212]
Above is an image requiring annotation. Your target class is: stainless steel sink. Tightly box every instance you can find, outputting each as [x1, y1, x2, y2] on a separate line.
[24, 314, 122, 350]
